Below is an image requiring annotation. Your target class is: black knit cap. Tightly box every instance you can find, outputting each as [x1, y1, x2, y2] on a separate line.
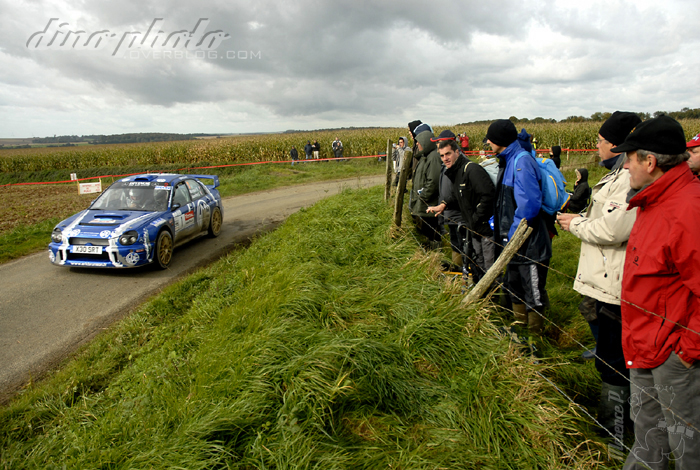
[599, 111, 642, 145]
[486, 119, 517, 147]
[611, 115, 687, 155]
[408, 120, 422, 137]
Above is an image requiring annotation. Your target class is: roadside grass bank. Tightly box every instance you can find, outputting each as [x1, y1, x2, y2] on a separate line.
[0, 158, 385, 264]
[1, 186, 612, 469]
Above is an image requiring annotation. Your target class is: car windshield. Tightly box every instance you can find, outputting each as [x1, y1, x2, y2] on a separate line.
[90, 181, 172, 211]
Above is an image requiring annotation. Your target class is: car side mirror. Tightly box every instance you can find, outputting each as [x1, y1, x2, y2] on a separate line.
[171, 203, 181, 211]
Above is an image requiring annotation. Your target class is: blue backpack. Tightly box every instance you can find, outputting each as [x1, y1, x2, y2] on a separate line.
[514, 153, 570, 215]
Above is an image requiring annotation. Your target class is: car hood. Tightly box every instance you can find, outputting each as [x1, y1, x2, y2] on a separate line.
[58, 210, 164, 238]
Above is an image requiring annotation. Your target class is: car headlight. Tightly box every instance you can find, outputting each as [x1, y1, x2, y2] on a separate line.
[118, 230, 139, 246]
[51, 228, 63, 243]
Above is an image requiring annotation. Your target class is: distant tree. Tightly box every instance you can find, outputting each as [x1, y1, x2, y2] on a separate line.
[561, 116, 589, 123]
[590, 112, 612, 122]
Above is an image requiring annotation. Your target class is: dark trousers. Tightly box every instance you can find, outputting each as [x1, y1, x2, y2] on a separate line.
[595, 301, 629, 386]
[419, 216, 442, 242]
[447, 224, 466, 259]
[505, 260, 549, 310]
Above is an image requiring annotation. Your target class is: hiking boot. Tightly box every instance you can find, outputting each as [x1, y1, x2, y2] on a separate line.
[528, 309, 544, 334]
[512, 303, 527, 325]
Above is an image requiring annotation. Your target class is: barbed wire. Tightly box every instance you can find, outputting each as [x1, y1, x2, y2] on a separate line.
[412, 185, 700, 342]
[405, 189, 700, 440]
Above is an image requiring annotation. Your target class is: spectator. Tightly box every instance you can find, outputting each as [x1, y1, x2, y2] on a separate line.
[290, 146, 299, 166]
[556, 111, 641, 438]
[409, 128, 442, 250]
[517, 128, 537, 157]
[550, 145, 562, 169]
[567, 168, 591, 213]
[392, 137, 409, 186]
[304, 141, 313, 160]
[459, 133, 470, 153]
[488, 119, 551, 333]
[614, 115, 700, 469]
[426, 140, 466, 272]
[332, 137, 344, 160]
[312, 140, 320, 160]
[428, 140, 495, 282]
[687, 132, 700, 178]
[408, 121, 432, 172]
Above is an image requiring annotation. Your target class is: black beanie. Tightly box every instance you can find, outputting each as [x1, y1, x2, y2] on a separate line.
[408, 120, 422, 137]
[599, 111, 642, 146]
[486, 119, 518, 147]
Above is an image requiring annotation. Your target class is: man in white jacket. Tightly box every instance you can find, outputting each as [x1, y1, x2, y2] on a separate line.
[557, 111, 641, 439]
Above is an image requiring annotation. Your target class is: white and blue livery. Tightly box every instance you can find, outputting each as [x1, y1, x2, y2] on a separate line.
[48, 173, 223, 269]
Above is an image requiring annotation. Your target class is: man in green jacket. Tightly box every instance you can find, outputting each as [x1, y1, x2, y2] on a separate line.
[409, 129, 442, 250]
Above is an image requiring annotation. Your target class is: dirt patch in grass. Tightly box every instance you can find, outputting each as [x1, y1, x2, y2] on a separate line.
[0, 184, 95, 235]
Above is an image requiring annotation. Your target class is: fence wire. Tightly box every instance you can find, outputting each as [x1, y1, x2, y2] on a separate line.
[404, 186, 700, 449]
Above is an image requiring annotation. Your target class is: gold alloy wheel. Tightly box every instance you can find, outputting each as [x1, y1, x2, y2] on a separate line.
[156, 230, 173, 269]
[208, 207, 222, 237]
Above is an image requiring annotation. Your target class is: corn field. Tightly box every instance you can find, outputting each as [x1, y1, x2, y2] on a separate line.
[1, 120, 698, 173]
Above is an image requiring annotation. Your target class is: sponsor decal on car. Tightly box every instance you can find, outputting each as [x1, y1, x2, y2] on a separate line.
[125, 252, 140, 265]
[100, 230, 114, 238]
[174, 209, 195, 232]
[151, 218, 167, 227]
[155, 186, 171, 191]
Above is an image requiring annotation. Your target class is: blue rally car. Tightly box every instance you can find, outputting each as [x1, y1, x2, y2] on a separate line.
[48, 173, 224, 269]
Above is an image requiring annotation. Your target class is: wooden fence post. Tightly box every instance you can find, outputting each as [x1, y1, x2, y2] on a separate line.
[393, 149, 412, 227]
[462, 219, 532, 306]
[384, 139, 393, 201]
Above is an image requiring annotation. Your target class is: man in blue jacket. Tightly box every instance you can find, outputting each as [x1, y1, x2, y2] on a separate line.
[487, 119, 552, 333]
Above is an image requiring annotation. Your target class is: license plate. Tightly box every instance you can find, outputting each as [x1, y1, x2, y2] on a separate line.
[71, 245, 102, 254]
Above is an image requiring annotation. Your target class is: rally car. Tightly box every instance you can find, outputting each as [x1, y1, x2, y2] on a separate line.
[48, 173, 223, 269]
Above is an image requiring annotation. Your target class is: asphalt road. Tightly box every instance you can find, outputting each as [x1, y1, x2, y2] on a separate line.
[0, 175, 384, 402]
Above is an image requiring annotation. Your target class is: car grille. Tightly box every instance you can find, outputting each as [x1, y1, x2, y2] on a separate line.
[69, 238, 110, 246]
[66, 252, 112, 261]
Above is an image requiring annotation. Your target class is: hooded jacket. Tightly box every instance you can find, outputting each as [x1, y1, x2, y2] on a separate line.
[517, 129, 536, 157]
[409, 130, 442, 217]
[622, 163, 700, 368]
[568, 168, 591, 213]
[569, 157, 636, 305]
[493, 140, 551, 264]
[444, 154, 495, 236]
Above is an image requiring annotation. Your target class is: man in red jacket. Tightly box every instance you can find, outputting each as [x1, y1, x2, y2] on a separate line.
[615, 115, 700, 470]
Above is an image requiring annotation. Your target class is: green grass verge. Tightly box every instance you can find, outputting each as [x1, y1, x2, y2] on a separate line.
[0, 159, 385, 264]
[0, 218, 61, 264]
[0, 186, 614, 469]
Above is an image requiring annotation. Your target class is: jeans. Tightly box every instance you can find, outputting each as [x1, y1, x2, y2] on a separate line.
[624, 353, 700, 470]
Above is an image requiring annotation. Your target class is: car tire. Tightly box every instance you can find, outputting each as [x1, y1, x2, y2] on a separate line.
[208, 207, 222, 237]
[155, 230, 173, 269]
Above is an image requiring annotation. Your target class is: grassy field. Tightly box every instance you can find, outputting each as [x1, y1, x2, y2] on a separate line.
[0, 185, 618, 469]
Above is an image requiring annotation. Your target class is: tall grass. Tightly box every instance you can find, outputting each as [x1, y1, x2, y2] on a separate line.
[1, 186, 611, 469]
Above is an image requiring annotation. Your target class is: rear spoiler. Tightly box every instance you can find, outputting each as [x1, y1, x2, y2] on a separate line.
[188, 174, 220, 189]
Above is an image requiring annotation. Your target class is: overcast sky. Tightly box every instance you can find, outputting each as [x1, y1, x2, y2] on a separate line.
[1, 0, 698, 138]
